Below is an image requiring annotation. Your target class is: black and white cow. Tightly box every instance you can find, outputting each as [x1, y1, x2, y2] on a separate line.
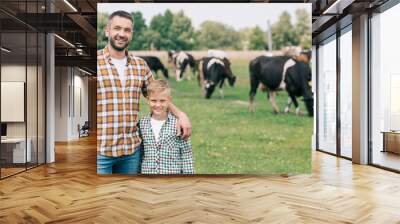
[167, 50, 197, 81]
[198, 57, 236, 99]
[249, 56, 313, 116]
[138, 56, 169, 79]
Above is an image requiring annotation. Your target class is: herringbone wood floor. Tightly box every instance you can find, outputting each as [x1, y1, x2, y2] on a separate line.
[1, 135, 400, 223]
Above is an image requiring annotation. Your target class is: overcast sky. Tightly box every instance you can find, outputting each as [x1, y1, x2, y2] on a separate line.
[97, 3, 311, 30]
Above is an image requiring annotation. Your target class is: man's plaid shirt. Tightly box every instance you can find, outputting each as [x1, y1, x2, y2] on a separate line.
[97, 46, 154, 157]
[139, 113, 194, 174]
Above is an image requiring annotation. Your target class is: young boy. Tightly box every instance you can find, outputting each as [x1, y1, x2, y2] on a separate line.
[139, 80, 194, 174]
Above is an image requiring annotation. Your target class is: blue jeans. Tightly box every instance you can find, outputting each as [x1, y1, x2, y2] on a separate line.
[97, 148, 142, 174]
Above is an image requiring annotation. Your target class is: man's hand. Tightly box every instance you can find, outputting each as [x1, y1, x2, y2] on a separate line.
[168, 102, 192, 140]
[176, 112, 192, 140]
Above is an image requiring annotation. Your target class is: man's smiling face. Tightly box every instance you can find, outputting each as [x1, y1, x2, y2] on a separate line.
[105, 15, 133, 51]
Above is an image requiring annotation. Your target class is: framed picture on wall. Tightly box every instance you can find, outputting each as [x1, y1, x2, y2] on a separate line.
[97, 3, 313, 175]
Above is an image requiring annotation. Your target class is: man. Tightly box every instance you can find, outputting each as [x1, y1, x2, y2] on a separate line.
[97, 10, 192, 174]
[296, 50, 311, 64]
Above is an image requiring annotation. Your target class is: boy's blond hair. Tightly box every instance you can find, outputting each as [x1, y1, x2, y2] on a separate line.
[147, 80, 171, 97]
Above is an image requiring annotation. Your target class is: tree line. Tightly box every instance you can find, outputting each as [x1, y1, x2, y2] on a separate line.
[97, 9, 311, 51]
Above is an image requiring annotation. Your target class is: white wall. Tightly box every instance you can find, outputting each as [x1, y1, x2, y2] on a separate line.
[55, 66, 69, 141]
[46, 5, 56, 164]
[54, 67, 89, 141]
[1, 64, 46, 164]
[1, 65, 28, 138]
[71, 72, 89, 138]
[317, 36, 337, 154]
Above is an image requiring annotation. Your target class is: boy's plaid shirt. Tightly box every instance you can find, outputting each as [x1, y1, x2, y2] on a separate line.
[139, 113, 194, 174]
[97, 46, 154, 157]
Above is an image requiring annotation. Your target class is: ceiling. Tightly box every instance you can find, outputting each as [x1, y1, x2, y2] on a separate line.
[0, 0, 392, 76]
[0, 0, 97, 74]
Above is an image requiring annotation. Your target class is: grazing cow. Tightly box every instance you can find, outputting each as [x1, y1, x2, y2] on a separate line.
[207, 49, 228, 60]
[138, 56, 169, 79]
[167, 50, 196, 81]
[249, 56, 313, 116]
[198, 57, 236, 99]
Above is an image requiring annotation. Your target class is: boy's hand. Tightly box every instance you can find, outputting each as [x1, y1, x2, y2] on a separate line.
[176, 112, 192, 140]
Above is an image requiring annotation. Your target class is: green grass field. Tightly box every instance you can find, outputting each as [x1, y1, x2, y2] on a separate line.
[140, 58, 313, 174]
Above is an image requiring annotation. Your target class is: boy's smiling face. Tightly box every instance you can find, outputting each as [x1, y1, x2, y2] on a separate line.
[148, 91, 171, 118]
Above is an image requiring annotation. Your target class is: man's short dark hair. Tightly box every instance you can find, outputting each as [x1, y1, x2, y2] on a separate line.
[300, 50, 311, 60]
[108, 10, 133, 24]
